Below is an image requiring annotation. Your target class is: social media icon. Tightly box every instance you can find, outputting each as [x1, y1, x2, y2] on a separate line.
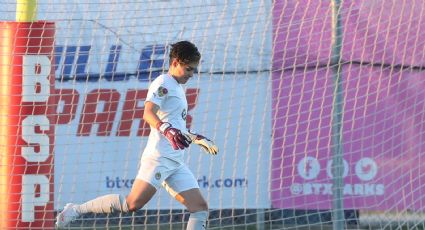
[355, 157, 378, 181]
[297, 157, 320, 180]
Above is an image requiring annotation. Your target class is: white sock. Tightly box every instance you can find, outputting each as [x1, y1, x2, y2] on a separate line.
[76, 194, 129, 214]
[187, 211, 208, 230]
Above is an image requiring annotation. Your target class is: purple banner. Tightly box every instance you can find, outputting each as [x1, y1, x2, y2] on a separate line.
[272, 0, 425, 210]
[273, 0, 425, 69]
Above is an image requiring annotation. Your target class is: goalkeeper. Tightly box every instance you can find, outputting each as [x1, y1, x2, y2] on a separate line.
[56, 41, 218, 230]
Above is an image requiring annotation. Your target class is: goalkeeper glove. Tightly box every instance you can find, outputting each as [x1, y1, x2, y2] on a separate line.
[157, 122, 191, 150]
[186, 131, 219, 155]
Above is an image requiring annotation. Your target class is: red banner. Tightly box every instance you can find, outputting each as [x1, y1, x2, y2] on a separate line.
[0, 21, 55, 229]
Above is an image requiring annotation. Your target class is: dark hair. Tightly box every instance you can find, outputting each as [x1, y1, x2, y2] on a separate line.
[169, 40, 201, 65]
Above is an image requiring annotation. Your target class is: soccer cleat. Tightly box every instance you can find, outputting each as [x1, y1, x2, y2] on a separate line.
[55, 203, 80, 228]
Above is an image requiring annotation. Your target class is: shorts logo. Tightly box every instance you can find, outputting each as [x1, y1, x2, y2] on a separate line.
[157, 86, 168, 97]
[155, 172, 161, 180]
[182, 109, 187, 120]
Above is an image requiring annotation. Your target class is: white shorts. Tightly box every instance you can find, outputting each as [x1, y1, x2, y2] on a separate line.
[136, 156, 199, 197]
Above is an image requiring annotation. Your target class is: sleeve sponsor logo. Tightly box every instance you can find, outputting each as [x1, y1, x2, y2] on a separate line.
[157, 86, 168, 97]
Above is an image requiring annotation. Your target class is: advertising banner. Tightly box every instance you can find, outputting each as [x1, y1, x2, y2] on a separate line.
[54, 74, 271, 210]
[32, 1, 274, 210]
[0, 21, 55, 229]
[272, 0, 425, 210]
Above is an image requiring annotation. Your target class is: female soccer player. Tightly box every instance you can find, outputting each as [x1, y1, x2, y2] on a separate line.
[56, 41, 218, 230]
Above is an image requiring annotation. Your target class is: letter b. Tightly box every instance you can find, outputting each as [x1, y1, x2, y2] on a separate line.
[22, 55, 51, 102]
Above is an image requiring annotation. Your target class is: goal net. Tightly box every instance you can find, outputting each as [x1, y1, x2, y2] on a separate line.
[1, 0, 425, 229]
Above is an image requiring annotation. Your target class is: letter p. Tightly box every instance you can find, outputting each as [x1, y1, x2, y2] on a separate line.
[21, 175, 50, 222]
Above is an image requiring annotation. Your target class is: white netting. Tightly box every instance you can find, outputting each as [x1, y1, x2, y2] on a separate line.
[1, 0, 425, 229]
[272, 0, 425, 229]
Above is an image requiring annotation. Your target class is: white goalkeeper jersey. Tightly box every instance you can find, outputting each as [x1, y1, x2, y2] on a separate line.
[142, 73, 188, 164]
